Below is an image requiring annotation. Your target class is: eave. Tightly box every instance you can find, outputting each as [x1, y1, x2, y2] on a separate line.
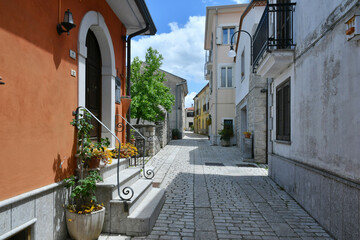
[106, 0, 156, 35]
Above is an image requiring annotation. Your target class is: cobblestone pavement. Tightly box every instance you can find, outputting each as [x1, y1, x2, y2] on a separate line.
[102, 132, 333, 240]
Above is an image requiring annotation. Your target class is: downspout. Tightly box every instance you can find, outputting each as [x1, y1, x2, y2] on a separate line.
[214, 8, 219, 145]
[125, 24, 149, 142]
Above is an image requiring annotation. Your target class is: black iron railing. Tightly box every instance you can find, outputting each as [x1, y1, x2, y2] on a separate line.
[74, 106, 134, 201]
[115, 114, 154, 180]
[253, 3, 296, 71]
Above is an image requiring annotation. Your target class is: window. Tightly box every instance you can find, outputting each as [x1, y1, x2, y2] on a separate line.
[115, 76, 121, 103]
[223, 27, 235, 44]
[276, 79, 290, 141]
[220, 66, 233, 88]
[241, 50, 245, 81]
[187, 112, 194, 117]
[224, 119, 233, 128]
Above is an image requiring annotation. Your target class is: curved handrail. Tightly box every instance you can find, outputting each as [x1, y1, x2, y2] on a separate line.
[74, 106, 134, 201]
[115, 114, 154, 179]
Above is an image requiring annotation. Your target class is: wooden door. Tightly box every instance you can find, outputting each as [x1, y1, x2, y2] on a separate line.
[85, 30, 102, 141]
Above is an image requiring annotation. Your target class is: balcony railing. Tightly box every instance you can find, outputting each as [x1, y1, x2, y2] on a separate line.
[205, 50, 213, 63]
[253, 3, 296, 71]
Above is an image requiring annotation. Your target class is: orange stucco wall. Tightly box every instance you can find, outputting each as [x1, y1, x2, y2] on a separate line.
[0, 0, 127, 200]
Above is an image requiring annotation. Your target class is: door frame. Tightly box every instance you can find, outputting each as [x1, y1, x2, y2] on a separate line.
[78, 11, 116, 147]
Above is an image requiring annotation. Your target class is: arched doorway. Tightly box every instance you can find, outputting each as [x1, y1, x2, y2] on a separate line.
[78, 11, 117, 147]
[86, 29, 102, 141]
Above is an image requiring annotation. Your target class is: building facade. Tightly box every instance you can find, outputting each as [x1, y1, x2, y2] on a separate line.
[193, 83, 210, 135]
[204, 4, 247, 145]
[0, 0, 156, 239]
[184, 106, 194, 131]
[161, 70, 188, 139]
[249, 0, 360, 239]
[234, 0, 267, 162]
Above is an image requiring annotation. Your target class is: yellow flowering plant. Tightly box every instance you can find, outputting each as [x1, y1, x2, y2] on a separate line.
[112, 143, 138, 159]
[91, 145, 113, 166]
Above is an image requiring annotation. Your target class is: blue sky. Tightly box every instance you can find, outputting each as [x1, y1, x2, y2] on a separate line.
[131, 0, 249, 107]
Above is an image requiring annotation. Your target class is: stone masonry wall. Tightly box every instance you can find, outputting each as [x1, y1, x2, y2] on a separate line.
[134, 123, 168, 157]
[247, 73, 267, 163]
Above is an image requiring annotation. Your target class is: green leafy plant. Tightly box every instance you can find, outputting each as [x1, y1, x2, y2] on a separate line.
[172, 128, 180, 139]
[65, 170, 103, 214]
[66, 109, 111, 214]
[130, 47, 175, 124]
[218, 126, 234, 141]
[70, 110, 110, 169]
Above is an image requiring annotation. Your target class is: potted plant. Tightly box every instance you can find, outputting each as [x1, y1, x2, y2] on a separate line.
[243, 131, 251, 139]
[64, 171, 105, 240]
[218, 125, 234, 147]
[112, 142, 138, 159]
[120, 95, 132, 114]
[172, 128, 180, 139]
[65, 110, 109, 240]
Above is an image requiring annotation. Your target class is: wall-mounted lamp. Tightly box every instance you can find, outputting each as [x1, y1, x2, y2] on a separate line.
[57, 9, 76, 35]
[227, 30, 254, 72]
[0, 76, 4, 85]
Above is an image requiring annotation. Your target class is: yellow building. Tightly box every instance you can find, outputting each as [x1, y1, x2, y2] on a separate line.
[193, 83, 210, 135]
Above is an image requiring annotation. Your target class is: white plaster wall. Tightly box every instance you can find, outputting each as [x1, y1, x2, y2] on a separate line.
[271, 1, 360, 182]
[235, 7, 265, 105]
[294, 0, 345, 46]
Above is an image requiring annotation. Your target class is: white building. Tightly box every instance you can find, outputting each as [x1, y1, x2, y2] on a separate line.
[233, 0, 267, 162]
[204, 4, 247, 145]
[247, 0, 360, 239]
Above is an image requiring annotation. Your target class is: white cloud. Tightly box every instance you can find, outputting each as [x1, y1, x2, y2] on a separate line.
[185, 92, 197, 108]
[232, 0, 249, 3]
[131, 16, 206, 84]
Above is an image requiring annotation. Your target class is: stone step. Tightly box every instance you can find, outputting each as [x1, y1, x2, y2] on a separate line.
[96, 168, 141, 233]
[100, 158, 129, 180]
[115, 179, 153, 215]
[97, 168, 141, 199]
[126, 188, 166, 236]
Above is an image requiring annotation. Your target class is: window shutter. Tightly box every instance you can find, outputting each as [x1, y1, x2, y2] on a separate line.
[216, 27, 222, 45]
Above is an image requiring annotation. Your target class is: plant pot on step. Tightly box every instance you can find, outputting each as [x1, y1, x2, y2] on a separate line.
[120, 96, 132, 114]
[65, 207, 105, 240]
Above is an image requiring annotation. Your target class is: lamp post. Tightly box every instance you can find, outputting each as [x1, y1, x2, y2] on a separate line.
[227, 30, 253, 68]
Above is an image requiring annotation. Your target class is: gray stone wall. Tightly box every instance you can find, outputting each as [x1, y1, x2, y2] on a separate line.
[0, 183, 68, 240]
[134, 122, 168, 157]
[235, 73, 267, 163]
[247, 73, 267, 163]
[269, 154, 360, 240]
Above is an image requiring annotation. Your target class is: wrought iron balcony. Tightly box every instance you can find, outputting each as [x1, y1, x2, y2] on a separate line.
[253, 3, 296, 76]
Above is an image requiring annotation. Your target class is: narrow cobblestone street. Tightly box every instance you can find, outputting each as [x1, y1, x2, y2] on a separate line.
[128, 132, 333, 240]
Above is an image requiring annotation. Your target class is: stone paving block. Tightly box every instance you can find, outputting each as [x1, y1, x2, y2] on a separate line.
[141, 132, 333, 240]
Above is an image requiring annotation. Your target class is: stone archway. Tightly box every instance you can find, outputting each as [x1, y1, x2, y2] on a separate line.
[78, 11, 116, 147]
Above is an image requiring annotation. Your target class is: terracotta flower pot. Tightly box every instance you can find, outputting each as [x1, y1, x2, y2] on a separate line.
[244, 133, 251, 139]
[121, 97, 131, 114]
[65, 207, 105, 240]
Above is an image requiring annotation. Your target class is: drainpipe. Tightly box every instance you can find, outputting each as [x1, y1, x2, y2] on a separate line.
[125, 24, 149, 142]
[214, 8, 219, 145]
[267, 78, 274, 163]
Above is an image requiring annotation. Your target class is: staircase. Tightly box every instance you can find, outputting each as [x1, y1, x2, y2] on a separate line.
[95, 157, 165, 236]
[72, 107, 165, 237]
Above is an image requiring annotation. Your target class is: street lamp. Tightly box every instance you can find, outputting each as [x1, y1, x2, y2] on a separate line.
[227, 30, 253, 67]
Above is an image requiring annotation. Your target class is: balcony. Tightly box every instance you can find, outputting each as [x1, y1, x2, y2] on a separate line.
[205, 50, 213, 69]
[252, 3, 296, 78]
[204, 66, 211, 80]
